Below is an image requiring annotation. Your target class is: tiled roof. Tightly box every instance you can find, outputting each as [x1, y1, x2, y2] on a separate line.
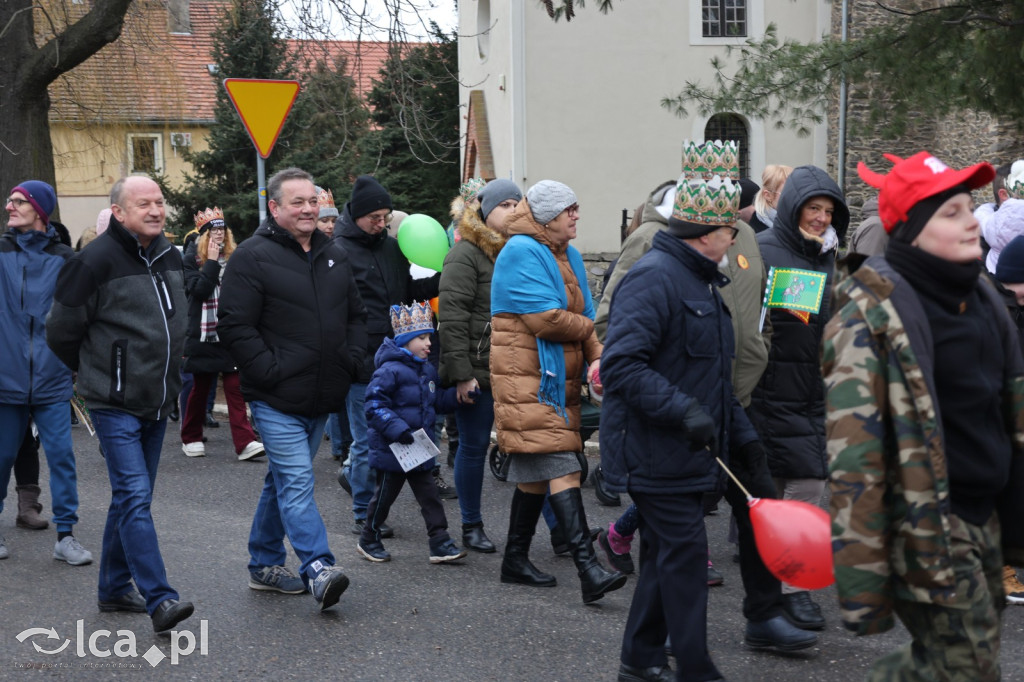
[48, 0, 398, 125]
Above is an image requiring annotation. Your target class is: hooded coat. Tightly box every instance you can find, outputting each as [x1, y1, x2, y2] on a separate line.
[748, 165, 849, 480]
[489, 198, 602, 455]
[365, 337, 459, 472]
[333, 203, 440, 384]
[438, 198, 509, 390]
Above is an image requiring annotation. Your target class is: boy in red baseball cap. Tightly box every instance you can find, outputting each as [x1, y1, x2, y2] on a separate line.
[822, 151, 1023, 679]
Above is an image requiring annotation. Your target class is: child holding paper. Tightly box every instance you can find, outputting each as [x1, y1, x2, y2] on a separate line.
[359, 301, 469, 564]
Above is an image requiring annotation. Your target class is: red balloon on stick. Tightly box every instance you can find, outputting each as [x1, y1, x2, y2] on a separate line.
[748, 497, 834, 590]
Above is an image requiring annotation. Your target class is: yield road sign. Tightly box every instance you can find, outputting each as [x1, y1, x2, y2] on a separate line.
[223, 78, 300, 158]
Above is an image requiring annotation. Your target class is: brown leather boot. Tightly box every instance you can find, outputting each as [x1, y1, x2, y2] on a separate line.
[15, 485, 49, 530]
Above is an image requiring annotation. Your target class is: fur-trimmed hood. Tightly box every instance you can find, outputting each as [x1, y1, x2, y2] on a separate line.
[453, 196, 508, 262]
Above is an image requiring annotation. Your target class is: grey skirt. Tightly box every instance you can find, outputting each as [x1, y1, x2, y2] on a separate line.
[506, 451, 581, 484]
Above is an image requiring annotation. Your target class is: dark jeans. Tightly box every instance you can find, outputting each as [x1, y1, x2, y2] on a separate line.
[91, 409, 178, 614]
[362, 468, 450, 547]
[623, 491, 721, 681]
[14, 425, 39, 486]
[454, 389, 493, 526]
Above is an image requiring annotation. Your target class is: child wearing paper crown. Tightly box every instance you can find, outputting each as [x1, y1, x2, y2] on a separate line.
[358, 301, 472, 564]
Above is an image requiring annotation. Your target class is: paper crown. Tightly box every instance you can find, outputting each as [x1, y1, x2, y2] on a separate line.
[317, 187, 336, 210]
[672, 140, 741, 226]
[1007, 160, 1024, 200]
[194, 207, 225, 232]
[390, 301, 434, 344]
[460, 177, 486, 202]
[681, 139, 740, 181]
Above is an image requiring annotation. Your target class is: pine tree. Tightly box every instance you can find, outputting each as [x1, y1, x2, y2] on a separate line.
[162, 0, 295, 239]
[352, 27, 460, 223]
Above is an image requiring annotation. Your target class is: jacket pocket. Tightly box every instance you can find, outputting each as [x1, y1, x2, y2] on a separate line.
[108, 339, 128, 406]
[682, 299, 717, 359]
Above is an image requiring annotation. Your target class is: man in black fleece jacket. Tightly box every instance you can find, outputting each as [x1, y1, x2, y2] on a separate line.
[218, 167, 367, 612]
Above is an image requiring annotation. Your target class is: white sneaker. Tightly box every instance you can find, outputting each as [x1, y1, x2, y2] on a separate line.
[54, 536, 93, 566]
[238, 441, 265, 461]
[182, 442, 206, 457]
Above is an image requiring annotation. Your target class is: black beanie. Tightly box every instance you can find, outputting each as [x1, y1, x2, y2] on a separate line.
[667, 216, 720, 239]
[349, 175, 392, 219]
[889, 185, 967, 244]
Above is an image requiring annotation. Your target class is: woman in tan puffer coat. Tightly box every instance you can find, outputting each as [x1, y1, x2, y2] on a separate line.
[490, 180, 626, 604]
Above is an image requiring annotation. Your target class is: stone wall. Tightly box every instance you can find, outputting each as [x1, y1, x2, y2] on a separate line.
[827, 1, 1024, 226]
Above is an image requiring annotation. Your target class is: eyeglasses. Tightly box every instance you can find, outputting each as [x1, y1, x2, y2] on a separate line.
[208, 226, 226, 233]
[364, 212, 393, 226]
[566, 205, 580, 217]
[6, 197, 31, 209]
[724, 226, 739, 239]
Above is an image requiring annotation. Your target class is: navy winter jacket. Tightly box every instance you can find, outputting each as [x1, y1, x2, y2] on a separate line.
[365, 337, 458, 472]
[0, 226, 74, 405]
[748, 165, 849, 480]
[599, 231, 758, 495]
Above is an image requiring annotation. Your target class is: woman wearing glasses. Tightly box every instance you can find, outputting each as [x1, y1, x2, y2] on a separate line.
[180, 208, 264, 461]
[489, 180, 626, 604]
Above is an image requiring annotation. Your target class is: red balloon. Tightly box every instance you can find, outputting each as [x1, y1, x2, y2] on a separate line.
[748, 497, 834, 590]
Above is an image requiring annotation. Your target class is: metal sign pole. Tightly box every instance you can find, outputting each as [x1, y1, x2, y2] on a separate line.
[257, 154, 267, 223]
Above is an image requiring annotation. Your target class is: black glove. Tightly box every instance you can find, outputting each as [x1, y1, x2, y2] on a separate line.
[396, 430, 415, 445]
[731, 440, 775, 498]
[467, 388, 482, 401]
[682, 402, 715, 451]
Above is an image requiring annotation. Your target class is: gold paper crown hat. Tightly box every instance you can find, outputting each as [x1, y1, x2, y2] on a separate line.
[194, 207, 225, 232]
[390, 301, 434, 345]
[460, 177, 486, 202]
[672, 140, 741, 226]
[317, 187, 336, 210]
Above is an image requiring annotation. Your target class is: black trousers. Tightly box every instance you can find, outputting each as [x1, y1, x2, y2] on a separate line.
[724, 451, 785, 622]
[362, 468, 450, 546]
[622, 491, 721, 682]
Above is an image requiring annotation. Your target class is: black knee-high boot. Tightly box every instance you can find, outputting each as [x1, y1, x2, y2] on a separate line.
[548, 487, 627, 603]
[501, 488, 557, 587]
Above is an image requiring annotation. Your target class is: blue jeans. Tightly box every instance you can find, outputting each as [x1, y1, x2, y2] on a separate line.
[326, 411, 352, 457]
[454, 389, 494, 526]
[91, 409, 178, 614]
[248, 401, 334, 581]
[342, 383, 373, 520]
[0, 402, 80, 532]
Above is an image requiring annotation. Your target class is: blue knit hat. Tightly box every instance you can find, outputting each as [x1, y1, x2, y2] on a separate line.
[10, 180, 57, 225]
[997, 235, 1024, 284]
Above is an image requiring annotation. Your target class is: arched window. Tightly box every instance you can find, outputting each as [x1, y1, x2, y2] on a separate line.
[704, 114, 749, 179]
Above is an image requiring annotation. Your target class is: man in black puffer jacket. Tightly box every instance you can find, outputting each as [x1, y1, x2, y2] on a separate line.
[332, 175, 440, 534]
[218, 167, 367, 612]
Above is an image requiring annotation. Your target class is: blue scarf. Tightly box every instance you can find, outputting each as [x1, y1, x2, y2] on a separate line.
[491, 235, 594, 422]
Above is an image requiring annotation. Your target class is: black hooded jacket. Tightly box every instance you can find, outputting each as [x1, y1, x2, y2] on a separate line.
[217, 216, 367, 416]
[748, 165, 849, 480]
[333, 203, 440, 383]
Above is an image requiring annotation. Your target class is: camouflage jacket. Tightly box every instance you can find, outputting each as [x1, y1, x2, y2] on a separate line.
[822, 255, 1024, 636]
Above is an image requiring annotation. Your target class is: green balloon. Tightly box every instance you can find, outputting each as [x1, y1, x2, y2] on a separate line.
[397, 214, 449, 271]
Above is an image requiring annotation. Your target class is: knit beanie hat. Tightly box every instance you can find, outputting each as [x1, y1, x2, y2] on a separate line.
[478, 179, 523, 221]
[739, 178, 760, 210]
[10, 180, 57, 225]
[349, 175, 392, 219]
[316, 186, 339, 220]
[96, 208, 112, 236]
[526, 180, 577, 225]
[997, 235, 1024, 284]
[390, 301, 434, 347]
[667, 140, 740, 239]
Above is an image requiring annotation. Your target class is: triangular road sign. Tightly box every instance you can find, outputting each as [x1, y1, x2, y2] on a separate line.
[223, 78, 300, 158]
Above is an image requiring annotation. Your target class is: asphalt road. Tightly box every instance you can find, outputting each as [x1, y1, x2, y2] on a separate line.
[2, 418, 1022, 680]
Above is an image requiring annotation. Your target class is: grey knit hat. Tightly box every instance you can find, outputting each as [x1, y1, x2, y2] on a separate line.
[526, 180, 577, 225]
[478, 179, 523, 221]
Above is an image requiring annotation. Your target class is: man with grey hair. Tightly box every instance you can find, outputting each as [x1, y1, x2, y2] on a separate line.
[218, 167, 367, 612]
[47, 175, 194, 633]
